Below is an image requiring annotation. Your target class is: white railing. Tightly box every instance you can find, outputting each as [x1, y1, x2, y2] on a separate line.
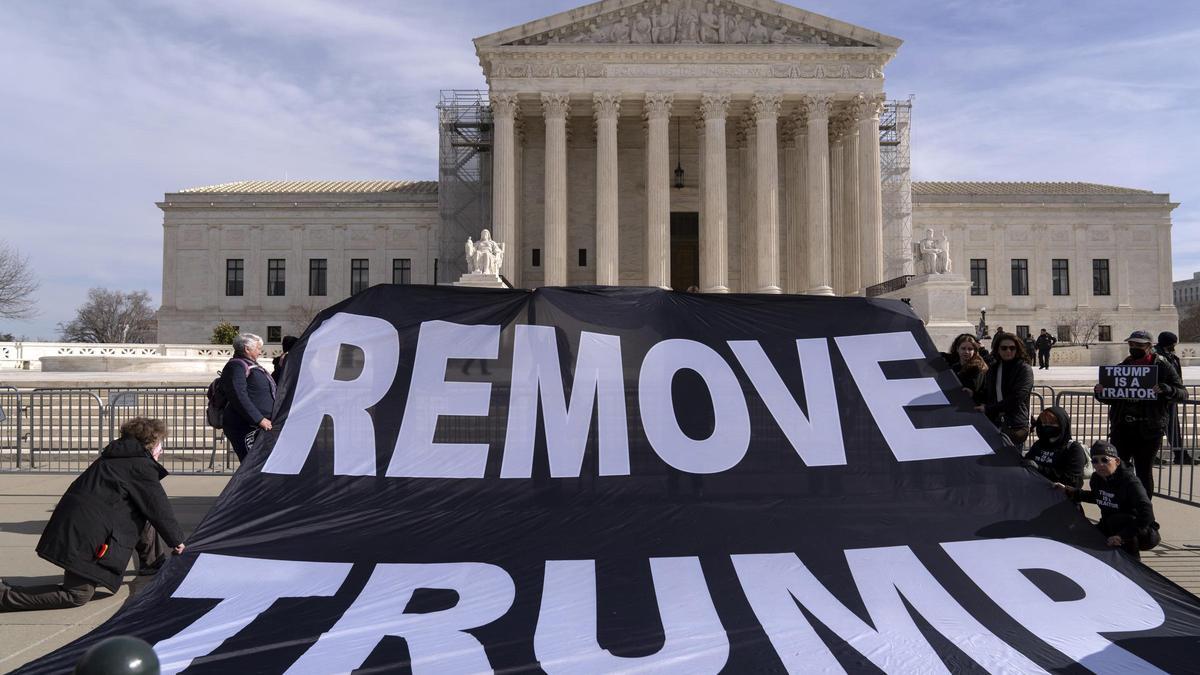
[0, 342, 284, 370]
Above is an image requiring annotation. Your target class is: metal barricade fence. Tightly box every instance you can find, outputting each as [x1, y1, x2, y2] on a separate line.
[0, 387, 239, 474]
[1054, 387, 1199, 505]
[0, 386, 21, 469]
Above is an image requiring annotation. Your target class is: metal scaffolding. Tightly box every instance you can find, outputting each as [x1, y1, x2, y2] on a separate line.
[880, 97, 913, 277]
[436, 90, 493, 283]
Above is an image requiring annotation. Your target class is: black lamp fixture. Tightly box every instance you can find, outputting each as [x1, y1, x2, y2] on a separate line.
[673, 117, 685, 189]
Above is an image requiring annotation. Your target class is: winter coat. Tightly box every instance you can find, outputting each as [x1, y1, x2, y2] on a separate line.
[942, 353, 987, 405]
[221, 356, 276, 430]
[1074, 464, 1157, 540]
[1154, 346, 1182, 380]
[1022, 405, 1087, 489]
[1035, 333, 1056, 352]
[1096, 353, 1188, 431]
[983, 358, 1034, 430]
[35, 436, 184, 592]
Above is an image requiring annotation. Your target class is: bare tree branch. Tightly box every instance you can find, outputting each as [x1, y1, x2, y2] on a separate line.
[1052, 308, 1105, 346]
[0, 240, 39, 320]
[58, 288, 157, 343]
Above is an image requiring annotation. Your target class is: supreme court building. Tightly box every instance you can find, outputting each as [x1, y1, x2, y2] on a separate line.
[157, 0, 1179, 349]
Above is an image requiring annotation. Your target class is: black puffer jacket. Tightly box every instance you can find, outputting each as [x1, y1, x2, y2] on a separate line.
[1075, 464, 1157, 540]
[1096, 353, 1187, 431]
[1022, 406, 1087, 489]
[35, 437, 184, 592]
[983, 358, 1034, 430]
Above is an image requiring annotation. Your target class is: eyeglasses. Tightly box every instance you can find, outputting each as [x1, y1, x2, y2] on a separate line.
[998, 345, 1017, 352]
[1091, 457, 1113, 465]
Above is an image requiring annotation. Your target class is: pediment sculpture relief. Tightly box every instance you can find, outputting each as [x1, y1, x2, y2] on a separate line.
[508, 0, 869, 47]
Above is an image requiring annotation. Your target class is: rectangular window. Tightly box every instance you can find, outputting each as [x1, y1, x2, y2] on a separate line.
[1010, 259, 1029, 296]
[225, 259, 244, 296]
[267, 259, 286, 296]
[392, 258, 412, 285]
[532, 248, 542, 267]
[1016, 325, 1031, 339]
[351, 259, 369, 295]
[1052, 259, 1070, 295]
[1057, 324, 1072, 343]
[969, 259, 988, 296]
[309, 259, 327, 296]
[578, 248, 588, 267]
[1098, 325, 1113, 342]
[266, 325, 282, 343]
[1092, 259, 1111, 296]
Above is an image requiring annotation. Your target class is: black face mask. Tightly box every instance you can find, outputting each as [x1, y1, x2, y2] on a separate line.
[1129, 347, 1148, 359]
[1036, 426, 1060, 442]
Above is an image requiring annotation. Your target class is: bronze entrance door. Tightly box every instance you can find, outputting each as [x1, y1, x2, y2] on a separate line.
[670, 212, 700, 291]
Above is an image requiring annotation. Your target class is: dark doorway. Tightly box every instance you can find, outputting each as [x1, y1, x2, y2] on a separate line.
[670, 212, 699, 292]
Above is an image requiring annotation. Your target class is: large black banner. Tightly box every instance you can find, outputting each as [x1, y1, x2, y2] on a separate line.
[21, 286, 1200, 673]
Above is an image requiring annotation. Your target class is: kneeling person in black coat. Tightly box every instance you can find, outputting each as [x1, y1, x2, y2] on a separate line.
[0, 418, 186, 611]
[1053, 441, 1161, 558]
[1023, 406, 1087, 489]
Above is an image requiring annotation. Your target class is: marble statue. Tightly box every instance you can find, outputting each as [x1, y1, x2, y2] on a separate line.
[631, 11, 652, 43]
[464, 229, 506, 276]
[610, 16, 632, 43]
[652, 5, 676, 44]
[699, 3, 720, 43]
[747, 16, 770, 44]
[677, 0, 700, 43]
[915, 228, 951, 275]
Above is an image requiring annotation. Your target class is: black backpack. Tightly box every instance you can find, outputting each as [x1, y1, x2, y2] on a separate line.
[205, 359, 254, 429]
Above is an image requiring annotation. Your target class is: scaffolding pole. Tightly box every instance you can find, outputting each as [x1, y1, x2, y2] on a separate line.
[437, 90, 493, 283]
[880, 97, 913, 278]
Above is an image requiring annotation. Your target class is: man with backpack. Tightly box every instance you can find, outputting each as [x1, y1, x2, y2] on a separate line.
[217, 333, 276, 462]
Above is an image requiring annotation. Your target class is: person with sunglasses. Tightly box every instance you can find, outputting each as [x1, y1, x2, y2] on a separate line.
[1093, 330, 1188, 498]
[983, 332, 1034, 446]
[1053, 441, 1160, 558]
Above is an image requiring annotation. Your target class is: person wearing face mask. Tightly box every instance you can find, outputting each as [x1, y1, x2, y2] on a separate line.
[1093, 330, 1188, 498]
[943, 334, 988, 405]
[983, 332, 1034, 446]
[1023, 407, 1087, 488]
[1154, 331, 1188, 462]
[1053, 441, 1160, 558]
[0, 418, 186, 611]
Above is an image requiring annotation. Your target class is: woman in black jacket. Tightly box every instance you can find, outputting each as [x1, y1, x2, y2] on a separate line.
[0, 418, 185, 611]
[983, 332, 1034, 447]
[1023, 406, 1087, 489]
[943, 333, 988, 405]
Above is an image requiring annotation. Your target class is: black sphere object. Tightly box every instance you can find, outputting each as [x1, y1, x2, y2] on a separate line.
[75, 636, 160, 675]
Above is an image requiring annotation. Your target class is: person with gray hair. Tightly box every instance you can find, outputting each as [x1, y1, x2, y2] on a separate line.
[219, 333, 276, 462]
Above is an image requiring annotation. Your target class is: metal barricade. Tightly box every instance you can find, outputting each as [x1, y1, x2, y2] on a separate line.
[0, 386, 21, 469]
[1055, 387, 1199, 506]
[22, 389, 106, 472]
[0, 387, 239, 474]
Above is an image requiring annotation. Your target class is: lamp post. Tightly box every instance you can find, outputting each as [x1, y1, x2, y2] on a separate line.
[977, 307, 989, 340]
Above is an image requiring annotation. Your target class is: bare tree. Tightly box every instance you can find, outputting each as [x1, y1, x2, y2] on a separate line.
[288, 297, 328, 336]
[1052, 308, 1105, 346]
[0, 240, 39, 319]
[58, 288, 157, 343]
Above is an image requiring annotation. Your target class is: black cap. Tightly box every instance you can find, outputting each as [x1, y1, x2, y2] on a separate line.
[1090, 440, 1120, 459]
[1158, 331, 1179, 347]
[1126, 330, 1153, 344]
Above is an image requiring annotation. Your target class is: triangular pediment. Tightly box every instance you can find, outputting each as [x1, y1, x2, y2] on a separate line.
[474, 0, 901, 49]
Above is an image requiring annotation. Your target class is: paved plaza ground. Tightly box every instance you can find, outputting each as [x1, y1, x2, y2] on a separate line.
[1, 472, 1199, 670]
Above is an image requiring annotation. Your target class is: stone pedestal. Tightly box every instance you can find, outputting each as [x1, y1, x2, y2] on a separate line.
[453, 273, 508, 289]
[880, 273, 974, 350]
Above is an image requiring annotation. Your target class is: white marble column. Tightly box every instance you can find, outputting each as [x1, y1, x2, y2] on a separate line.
[842, 112, 861, 294]
[784, 113, 807, 294]
[1158, 222, 1175, 309]
[752, 94, 782, 294]
[490, 93, 519, 280]
[513, 118, 525, 287]
[593, 93, 621, 286]
[694, 114, 707, 274]
[829, 124, 845, 294]
[1073, 223, 1091, 308]
[700, 94, 729, 293]
[739, 117, 757, 292]
[644, 93, 673, 289]
[803, 96, 833, 295]
[541, 93, 570, 286]
[855, 94, 885, 288]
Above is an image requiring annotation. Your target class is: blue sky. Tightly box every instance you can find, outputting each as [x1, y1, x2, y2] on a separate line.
[1, 0, 1197, 339]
